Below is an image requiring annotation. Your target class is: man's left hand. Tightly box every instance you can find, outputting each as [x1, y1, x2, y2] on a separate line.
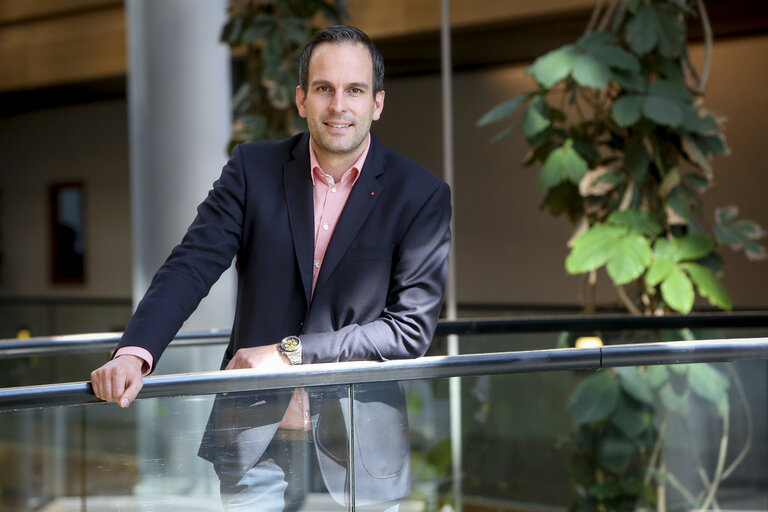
[225, 344, 291, 371]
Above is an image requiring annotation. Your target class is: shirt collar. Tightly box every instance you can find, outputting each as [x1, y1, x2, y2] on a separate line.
[309, 134, 371, 185]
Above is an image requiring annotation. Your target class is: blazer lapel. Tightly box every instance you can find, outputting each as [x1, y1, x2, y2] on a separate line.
[315, 135, 386, 291]
[283, 134, 314, 305]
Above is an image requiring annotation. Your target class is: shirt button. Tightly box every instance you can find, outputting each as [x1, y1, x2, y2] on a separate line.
[314, 262, 320, 268]
[331, 187, 336, 193]
[323, 224, 329, 230]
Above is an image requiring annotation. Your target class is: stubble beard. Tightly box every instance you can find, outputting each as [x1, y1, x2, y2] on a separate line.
[312, 119, 369, 157]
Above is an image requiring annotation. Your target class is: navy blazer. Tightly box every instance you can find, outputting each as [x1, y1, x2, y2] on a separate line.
[116, 132, 452, 504]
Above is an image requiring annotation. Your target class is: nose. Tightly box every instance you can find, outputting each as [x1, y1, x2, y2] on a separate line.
[329, 90, 345, 113]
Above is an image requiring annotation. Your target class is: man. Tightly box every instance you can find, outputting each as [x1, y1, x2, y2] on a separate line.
[91, 25, 451, 511]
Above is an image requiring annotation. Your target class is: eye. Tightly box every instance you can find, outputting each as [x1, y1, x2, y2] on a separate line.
[317, 85, 331, 93]
[350, 88, 363, 95]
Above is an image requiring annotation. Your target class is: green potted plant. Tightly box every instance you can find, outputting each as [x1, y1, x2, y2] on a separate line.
[220, 0, 348, 149]
[478, 0, 765, 509]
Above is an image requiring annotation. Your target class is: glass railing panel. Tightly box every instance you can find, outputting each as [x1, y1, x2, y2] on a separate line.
[0, 384, 352, 511]
[430, 324, 768, 358]
[354, 359, 768, 511]
[0, 298, 132, 339]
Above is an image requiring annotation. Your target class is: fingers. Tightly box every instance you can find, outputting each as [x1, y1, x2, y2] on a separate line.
[226, 345, 288, 371]
[120, 375, 144, 408]
[91, 355, 145, 407]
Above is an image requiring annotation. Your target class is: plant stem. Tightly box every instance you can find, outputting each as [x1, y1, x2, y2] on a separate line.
[584, 0, 606, 35]
[645, 413, 667, 488]
[596, 0, 619, 32]
[697, 411, 729, 511]
[658, 453, 667, 512]
[665, 471, 697, 506]
[721, 364, 753, 480]
[615, 285, 641, 315]
[695, 0, 713, 94]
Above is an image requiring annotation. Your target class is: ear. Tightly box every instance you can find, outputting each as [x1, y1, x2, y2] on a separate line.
[296, 86, 307, 118]
[372, 90, 385, 121]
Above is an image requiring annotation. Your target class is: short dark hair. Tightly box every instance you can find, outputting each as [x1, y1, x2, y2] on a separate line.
[299, 25, 385, 95]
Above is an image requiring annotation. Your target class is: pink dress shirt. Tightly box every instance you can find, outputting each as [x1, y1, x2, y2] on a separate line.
[115, 135, 371, 430]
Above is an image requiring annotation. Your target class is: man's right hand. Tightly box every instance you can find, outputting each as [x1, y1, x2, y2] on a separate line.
[90, 355, 145, 408]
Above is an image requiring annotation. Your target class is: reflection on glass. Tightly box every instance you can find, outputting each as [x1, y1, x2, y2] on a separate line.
[390, 362, 767, 512]
[204, 386, 351, 511]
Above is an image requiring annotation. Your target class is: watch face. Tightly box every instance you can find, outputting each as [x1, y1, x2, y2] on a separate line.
[281, 337, 300, 352]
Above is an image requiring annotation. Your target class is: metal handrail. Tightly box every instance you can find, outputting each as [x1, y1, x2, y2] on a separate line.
[0, 328, 231, 358]
[1, 337, 766, 412]
[1, 312, 767, 359]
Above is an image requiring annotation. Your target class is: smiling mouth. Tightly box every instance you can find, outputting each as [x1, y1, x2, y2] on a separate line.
[325, 121, 352, 129]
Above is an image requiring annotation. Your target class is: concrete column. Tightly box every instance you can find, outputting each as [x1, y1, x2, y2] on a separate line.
[125, 0, 233, 498]
[126, 0, 235, 331]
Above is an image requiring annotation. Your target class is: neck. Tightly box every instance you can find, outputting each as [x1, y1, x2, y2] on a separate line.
[311, 136, 369, 182]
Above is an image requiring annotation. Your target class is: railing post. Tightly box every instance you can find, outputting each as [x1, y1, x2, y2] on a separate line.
[347, 383, 356, 511]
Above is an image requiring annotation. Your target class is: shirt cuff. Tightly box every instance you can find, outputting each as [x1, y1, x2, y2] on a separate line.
[114, 346, 153, 376]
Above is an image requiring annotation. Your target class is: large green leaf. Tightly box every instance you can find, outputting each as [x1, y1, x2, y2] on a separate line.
[522, 98, 551, 138]
[658, 57, 685, 84]
[282, 16, 309, 44]
[613, 69, 647, 92]
[583, 44, 641, 72]
[577, 30, 617, 49]
[572, 54, 613, 89]
[529, 45, 576, 87]
[683, 172, 712, 192]
[714, 206, 768, 261]
[242, 17, 277, 43]
[538, 141, 589, 188]
[566, 224, 626, 274]
[607, 234, 652, 284]
[655, 6, 686, 58]
[646, 257, 675, 287]
[660, 383, 690, 414]
[661, 266, 695, 314]
[681, 262, 733, 311]
[477, 94, 528, 126]
[666, 187, 691, 224]
[645, 365, 669, 389]
[643, 95, 683, 127]
[617, 367, 654, 404]
[648, 79, 692, 102]
[612, 95, 645, 126]
[689, 133, 728, 158]
[626, 6, 658, 55]
[653, 238, 675, 260]
[674, 233, 714, 261]
[568, 371, 621, 425]
[659, 167, 681, 199]
[681, 104, 719, 134]
[624, 137, 649, 183]
[688, 363, 729, 417]
[611, 398, 651, 438]
[597, 432, 636, 473]
[607, 210, 662, 236]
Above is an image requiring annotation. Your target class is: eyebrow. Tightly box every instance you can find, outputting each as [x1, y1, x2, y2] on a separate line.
[310, 79, 370, 90]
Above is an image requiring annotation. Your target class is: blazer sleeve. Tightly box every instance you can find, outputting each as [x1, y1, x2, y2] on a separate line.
[300, 181, 452, 363]
[115, 145, 247, 370]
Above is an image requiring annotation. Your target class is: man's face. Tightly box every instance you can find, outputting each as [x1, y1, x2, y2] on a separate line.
[296, 42, 385, 162]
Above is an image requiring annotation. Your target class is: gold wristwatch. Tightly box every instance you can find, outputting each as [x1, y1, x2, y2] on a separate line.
[279, 336, 302, 365]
